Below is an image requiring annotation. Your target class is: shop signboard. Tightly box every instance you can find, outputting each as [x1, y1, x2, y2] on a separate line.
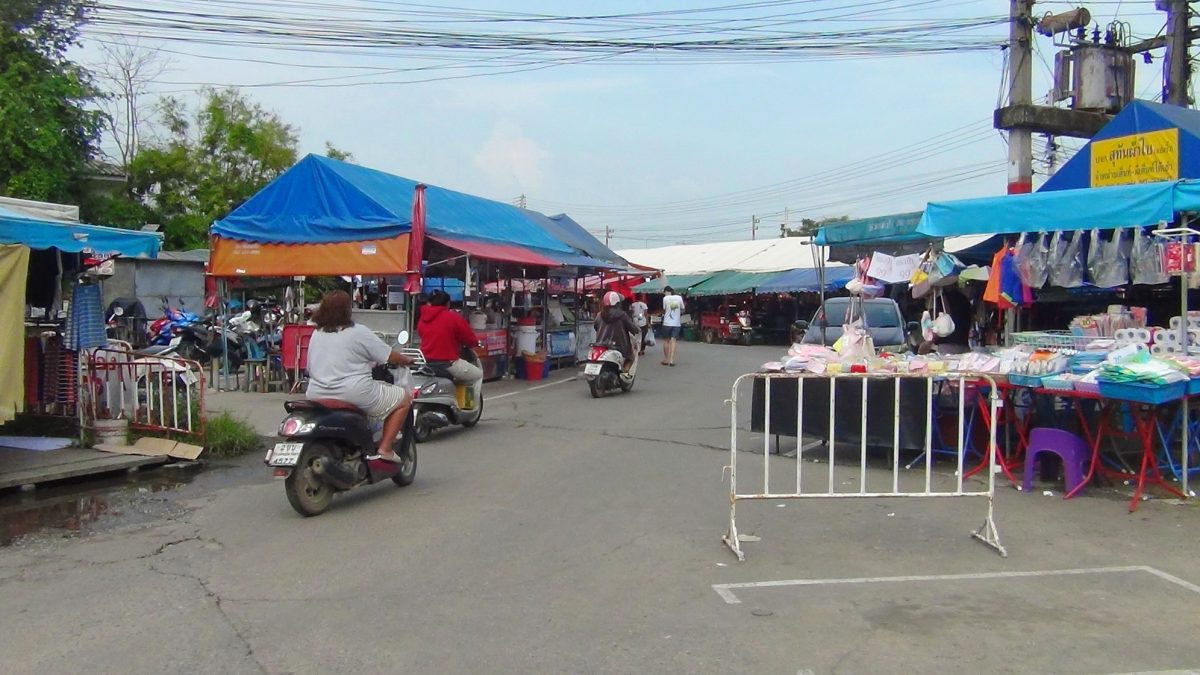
[1090, 128, 1179, 187]
[481, 328, 507, 355]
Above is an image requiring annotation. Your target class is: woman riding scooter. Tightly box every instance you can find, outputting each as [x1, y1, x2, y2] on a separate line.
[305, 290, 416, 462]
[595, 291, 639, 370]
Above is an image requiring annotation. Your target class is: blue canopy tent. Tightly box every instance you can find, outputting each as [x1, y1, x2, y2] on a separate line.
[211, 154, 622, 275]
[1041, 100, 1200, 191]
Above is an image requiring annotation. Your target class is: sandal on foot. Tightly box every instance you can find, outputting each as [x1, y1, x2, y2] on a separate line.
[368, 452, 403, 463]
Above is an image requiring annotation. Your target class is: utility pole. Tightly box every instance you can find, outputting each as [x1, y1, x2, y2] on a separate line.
[751, 215, 760, 240]
[1160, 0, 1193, 106]
[781, 207, 790, 238]
[517, 194, 527, 209]
[604, 226, 612, 247]
[1006, 0, 1034, 194]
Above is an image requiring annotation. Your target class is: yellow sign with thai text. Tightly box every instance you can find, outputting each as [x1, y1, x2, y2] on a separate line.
[1090, 128, 1179, 187]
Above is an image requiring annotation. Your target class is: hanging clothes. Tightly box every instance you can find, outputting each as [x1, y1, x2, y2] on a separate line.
[63, 280, 107, 350]
[0, 245, 30, 423]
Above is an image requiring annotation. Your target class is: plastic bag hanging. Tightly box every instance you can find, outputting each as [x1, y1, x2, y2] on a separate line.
[1131, 227, 1170, 285]
[1087, 228, 1130, 288]
[1048, 230, 1085, 288]
[1015, 232, 1050, 288]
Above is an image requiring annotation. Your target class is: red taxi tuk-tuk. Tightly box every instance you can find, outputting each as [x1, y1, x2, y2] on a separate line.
[699, 308, 753, 346]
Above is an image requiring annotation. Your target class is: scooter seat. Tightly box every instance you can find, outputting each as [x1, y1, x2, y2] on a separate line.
[285, 399, 367, 416]
[424, 360, 456, 381]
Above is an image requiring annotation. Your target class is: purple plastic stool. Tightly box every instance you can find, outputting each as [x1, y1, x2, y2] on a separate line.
[1022, 427, 1089, 494]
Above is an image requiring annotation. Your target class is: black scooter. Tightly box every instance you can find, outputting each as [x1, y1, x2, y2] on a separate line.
[266, 332, 417, 516]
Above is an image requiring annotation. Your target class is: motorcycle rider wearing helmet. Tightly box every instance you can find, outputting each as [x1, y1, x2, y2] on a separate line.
[417, 290, 483, 384]
[595, 291, 639, 369]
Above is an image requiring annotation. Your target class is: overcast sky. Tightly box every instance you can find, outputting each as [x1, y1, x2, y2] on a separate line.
[78, 1, 1176, 248]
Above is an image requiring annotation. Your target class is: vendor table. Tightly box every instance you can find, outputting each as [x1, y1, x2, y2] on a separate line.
[750, 376, 934, 452]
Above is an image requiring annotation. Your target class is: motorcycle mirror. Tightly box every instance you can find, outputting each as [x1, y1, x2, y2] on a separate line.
[112, 306, 125, 317]
[396, 330, 410, 346]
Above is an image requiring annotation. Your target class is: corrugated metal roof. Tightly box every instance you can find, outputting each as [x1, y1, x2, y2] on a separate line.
[617, 237, 822, 275]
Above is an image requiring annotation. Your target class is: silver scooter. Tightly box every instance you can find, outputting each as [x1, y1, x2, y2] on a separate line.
[400, 339, 484, 442]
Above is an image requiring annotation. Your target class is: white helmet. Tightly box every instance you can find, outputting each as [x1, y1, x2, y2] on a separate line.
[603, 291, 623, 307]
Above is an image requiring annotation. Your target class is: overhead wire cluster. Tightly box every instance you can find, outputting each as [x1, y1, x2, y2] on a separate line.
[529, 117, 1007, 243]
[85, 0, 1010, 88]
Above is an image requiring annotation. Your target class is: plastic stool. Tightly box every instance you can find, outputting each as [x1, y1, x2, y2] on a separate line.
[1022, 427, 1089, 494]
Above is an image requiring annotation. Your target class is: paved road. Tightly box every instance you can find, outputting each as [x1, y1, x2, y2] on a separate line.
[2, 343, 1199, 674]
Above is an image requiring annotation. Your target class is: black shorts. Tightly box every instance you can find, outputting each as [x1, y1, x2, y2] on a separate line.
[662, 325, 682, 339]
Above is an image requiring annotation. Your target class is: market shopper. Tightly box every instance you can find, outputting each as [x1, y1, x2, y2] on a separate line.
[417, 290, 483, 384]
[305, 290, 416, 462]
[661, 286, 685, 366]
[630, 294, 650, 355]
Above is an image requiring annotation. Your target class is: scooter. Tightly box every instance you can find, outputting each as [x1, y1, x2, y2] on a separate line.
[580, 333, 639, 398]
[266, 332, 417, 517]
[406, 342, 485, 443]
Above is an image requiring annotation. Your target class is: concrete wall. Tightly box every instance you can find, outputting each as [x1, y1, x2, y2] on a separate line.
[103, 259, 205, 315]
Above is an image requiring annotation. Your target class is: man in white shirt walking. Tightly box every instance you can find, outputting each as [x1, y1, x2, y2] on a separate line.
[629, 295, 649, 355]
[660, 286, 684, 366]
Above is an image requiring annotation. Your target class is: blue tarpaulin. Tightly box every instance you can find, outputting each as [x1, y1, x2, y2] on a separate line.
[522, 211, 626, 265]
[0, 206, 160, 258]
[918, 180, 1200, 237]
[213, 154, 574, 253]
[1041, 100, 1200, 191]
[814, 212, 924, 246]
[755, 266, 856, 293]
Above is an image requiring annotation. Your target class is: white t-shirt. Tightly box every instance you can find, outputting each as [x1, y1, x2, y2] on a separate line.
[306, 324, 393, 411]
[630, 301, 648, 327]
[662, 294, 684, 327]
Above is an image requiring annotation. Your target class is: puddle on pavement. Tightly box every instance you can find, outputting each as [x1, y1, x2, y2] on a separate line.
[0, 464, 204, 547]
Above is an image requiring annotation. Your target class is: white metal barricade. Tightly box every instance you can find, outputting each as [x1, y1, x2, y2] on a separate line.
[723, 371, 1006, 561]
[82, 347, 206, 438]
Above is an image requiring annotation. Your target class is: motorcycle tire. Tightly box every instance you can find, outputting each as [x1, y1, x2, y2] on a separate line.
[588, 379, 605, 398]
[702, 329, 716, 344]
[739, 333, 752, 347]
[391, 412, 418, 487]
[413, 416, 433, 443]
[461, 392, 483, 427]
[285, 442, 337, 516]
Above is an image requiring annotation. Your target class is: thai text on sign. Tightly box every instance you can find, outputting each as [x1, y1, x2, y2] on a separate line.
[1090, 128, 1179, 187]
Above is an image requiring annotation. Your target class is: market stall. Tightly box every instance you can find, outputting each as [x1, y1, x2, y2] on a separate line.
[0, 199, 162, 425]
[780, 179, 1200, 510]
[210, 154, 628, 386]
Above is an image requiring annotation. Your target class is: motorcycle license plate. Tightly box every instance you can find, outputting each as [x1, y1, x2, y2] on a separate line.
[266, 442, 303, 467]
[584, 363, 602, 376]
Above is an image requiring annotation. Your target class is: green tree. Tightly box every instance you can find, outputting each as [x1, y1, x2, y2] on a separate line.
[130, 88, 299, 249]
[324, 141, 354, 163]
[785, 215, 848, 238]
[0, 0, 103, 203]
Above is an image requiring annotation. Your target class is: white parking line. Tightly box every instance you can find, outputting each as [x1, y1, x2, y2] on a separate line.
[489, 376, 575, 400]
[712, 565, 1200, 605]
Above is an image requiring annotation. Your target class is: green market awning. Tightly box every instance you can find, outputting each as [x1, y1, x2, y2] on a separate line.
[631, 273, 714, 294]
[686, 270, 783, 297]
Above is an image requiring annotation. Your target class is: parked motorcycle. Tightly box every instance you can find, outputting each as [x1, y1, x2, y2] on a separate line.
[580, 335, 639, 398]
[406, 342, 484, 443]
[266, 332, 417, 517]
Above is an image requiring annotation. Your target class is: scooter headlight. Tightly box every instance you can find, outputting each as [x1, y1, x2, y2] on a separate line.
[419, 381, 440, 397]
[279, 416, 316, 436]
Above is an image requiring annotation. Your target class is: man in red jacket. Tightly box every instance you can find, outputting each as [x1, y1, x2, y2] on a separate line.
[416, 290, 482, 383]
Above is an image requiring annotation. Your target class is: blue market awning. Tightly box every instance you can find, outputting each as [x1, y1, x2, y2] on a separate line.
[756, 266, 856, 293]
[814, 212, 924, 246]
[918, 180, 1200, 237]
[0, 207, 160, 258]
[213, 154, 574, 254]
